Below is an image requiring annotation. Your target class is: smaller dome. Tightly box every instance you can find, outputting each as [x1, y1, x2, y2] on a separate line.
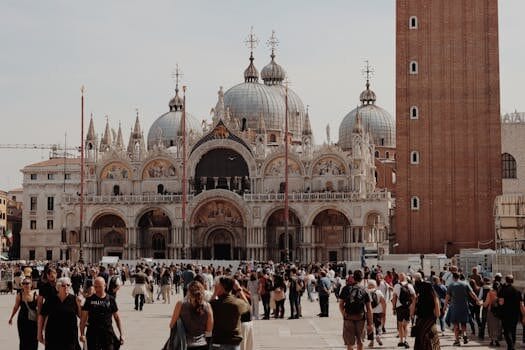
[261, 54, 286, 85]
[168, 89, 183, 111]
[244, 53, 259, 83]
[359, 83, 376, 105]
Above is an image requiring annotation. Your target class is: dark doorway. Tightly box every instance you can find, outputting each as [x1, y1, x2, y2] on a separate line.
[329, 251, 338, 262]
[157, 184, 164, 194]
[194, 148, 249, 194]
[113, 185, 120, 196]
[107, 251, 122, 259]
[153, 252, 166, 259]
[214, 244, 231, 260]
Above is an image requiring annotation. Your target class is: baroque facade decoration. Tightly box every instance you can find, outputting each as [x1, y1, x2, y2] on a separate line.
[20, 33, 393, 263]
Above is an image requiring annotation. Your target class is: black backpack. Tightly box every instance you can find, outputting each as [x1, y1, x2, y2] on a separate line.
[344, 286, 367, 315]
[398, 284, 411, 307]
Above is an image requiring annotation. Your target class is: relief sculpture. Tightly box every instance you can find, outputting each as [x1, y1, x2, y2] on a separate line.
[264, 158, 301, 176]
[143, 159, 177, 179]
[313, 158, 345, 175]
[101, 163, 130, 180]
[194, 200, 243, 226]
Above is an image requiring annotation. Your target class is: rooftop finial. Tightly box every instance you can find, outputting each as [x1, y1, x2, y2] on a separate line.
[244, 26, 259, 56]
[267, 30, 279, 60]
[172, 64, 184, 94]
[361, 60, 375, 90]
[243, 27, 259, 82]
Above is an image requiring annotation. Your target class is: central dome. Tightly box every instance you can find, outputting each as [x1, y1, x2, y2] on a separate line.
[223, 51, 305, 137]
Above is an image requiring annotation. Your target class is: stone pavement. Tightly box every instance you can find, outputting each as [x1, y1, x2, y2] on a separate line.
[1, 284, 521, 349]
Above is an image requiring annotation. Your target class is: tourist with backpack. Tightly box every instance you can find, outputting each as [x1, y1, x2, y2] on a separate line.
[392, 272, 415, 348]
[367, 279, 386, 347]
[339, 270, 373, 350]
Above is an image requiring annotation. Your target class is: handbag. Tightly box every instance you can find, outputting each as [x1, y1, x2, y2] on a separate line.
[273, 287, 285, 301]
[162, 319, 187, 350]
[23, 295, 37, 322]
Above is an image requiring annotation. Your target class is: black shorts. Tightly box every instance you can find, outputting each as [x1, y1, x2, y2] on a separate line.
[396, 306, 410, 322]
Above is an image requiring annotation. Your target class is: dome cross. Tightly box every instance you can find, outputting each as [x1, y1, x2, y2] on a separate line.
[266, 30, 279, 59]
[361, 60, 375, 89]
[244, 26, 259, 53]
[171, 64, 184, 93]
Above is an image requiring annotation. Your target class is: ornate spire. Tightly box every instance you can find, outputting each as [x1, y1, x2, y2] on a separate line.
[353, 106, 364, 134]
[359, 60, 376, 105]
[100, 116, 112, 149]
[244, 26, 259, 83]
[302, 105, 312, 136]
[86, 114, 95, 141]
[211, 86, 226, 123]
[116, 122, 124, 149]
[133, 109, 141, 135]
[257, 112, 266, 134]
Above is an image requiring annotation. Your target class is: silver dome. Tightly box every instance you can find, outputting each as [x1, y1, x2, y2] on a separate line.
[261, 57, 286, 85]
[223, 82, 286, 132]
[338, 104, 395, 150]
[272, 84, 306, 137]
[147, 110, 202, 150]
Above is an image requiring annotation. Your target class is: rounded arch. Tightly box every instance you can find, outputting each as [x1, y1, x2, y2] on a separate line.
[190, 189, 251, 227]
[89, 208, 128, 228]
[261, 153, 305, 177]
[98, 160, 133, 180]
[190, 195, 246, 228]
[188, 140, 257, 179]
[262, 206, 302, 227]
[139, 157, 178, 180]
[91, 212, 127, 248]
[202, 225, 238, 247]
[502, 152, 517, 179]
[363, 211, 386, 226]
[305, 205, 352, 226]
[310, 154, 349, 177]
[134, 205, 175, 228]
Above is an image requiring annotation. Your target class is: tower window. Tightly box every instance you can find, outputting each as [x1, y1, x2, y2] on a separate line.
[409, 61, 418, 74]
[374, 150, 380, 158]
[409, 16, 418, 29]
[411, 196, 420, 210]
[269, 134, 276, 143]
[410, 106, 419, 119]
[410, 151, 420, 164]
[385, 151, 390, 159]
[502, 153, 517, 179]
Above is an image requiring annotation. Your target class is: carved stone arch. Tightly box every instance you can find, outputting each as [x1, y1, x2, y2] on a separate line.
[261, 153, 305, 177]
[262, 205, 303, 227]
[364, 211, 387, 227]
[306, 205, 352, 226]
[188, 140, 257, 178]
[134, 205, 175, 229]
[139, 156, 178, 180]
[97, 159, 134, 180]
[189, 189, 251, 227]
[309, 154, 350, 177]
[203, 225, 238, 247]
[89, 208, 129, 228]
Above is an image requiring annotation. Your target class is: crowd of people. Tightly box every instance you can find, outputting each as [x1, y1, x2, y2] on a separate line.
[2, 260, 525, 350]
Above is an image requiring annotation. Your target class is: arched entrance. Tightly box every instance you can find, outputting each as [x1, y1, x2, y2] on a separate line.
[191, 199, 245, 260]
[207, 229, 234, 260]
[137, 209, 171, 259]
[312, 209, 350, 262]
[194, 148, 249, 194]
[266, 209, 301, 262]
[92, 214, 126, 259]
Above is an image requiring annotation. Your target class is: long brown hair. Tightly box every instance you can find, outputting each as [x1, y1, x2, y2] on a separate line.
[187, 281, 205, 314]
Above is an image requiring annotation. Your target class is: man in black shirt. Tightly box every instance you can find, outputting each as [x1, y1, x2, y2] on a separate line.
[37, 267, 57, 314]
[497, 275, 525, 350]
[80, 277, 124, 350]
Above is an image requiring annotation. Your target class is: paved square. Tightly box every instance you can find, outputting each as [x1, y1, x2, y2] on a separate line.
[0, 284, 517, 349]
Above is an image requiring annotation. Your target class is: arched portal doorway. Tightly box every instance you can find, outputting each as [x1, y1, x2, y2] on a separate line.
[194, 148, 250, 194]
[206, 229, 234, 260]
[312, 209, 350, 262]
[191, 199, 245, 260]
[137, 209, 171, 259]
[92, 214, 126, 260]
[266, 209, 301, 262]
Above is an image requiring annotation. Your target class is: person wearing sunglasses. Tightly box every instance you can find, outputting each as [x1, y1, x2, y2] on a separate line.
[38, 277, 81, 350]
[8, 277, 38, 350]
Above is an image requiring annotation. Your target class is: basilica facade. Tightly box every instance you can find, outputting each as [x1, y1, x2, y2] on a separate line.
[21, 43, 394, 263]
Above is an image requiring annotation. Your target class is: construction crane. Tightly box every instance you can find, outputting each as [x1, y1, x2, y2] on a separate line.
[0, 144, 80, 158]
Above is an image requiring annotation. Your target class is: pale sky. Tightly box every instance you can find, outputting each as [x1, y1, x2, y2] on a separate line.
[1, 1, 524, 190]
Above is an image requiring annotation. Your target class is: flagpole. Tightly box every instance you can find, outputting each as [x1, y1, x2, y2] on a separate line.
[181, 86, 187, 259]
[284, 82, 289, 263]
[79, 86, 85, 264]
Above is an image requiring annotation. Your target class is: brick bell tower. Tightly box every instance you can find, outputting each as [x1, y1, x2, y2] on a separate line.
[395, 0, 502, 254]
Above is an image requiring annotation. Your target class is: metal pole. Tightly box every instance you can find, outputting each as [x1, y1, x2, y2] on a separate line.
[79, 86, 85, 264]
[181, 86, 187, 259]
[284, 83, 289, 262]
